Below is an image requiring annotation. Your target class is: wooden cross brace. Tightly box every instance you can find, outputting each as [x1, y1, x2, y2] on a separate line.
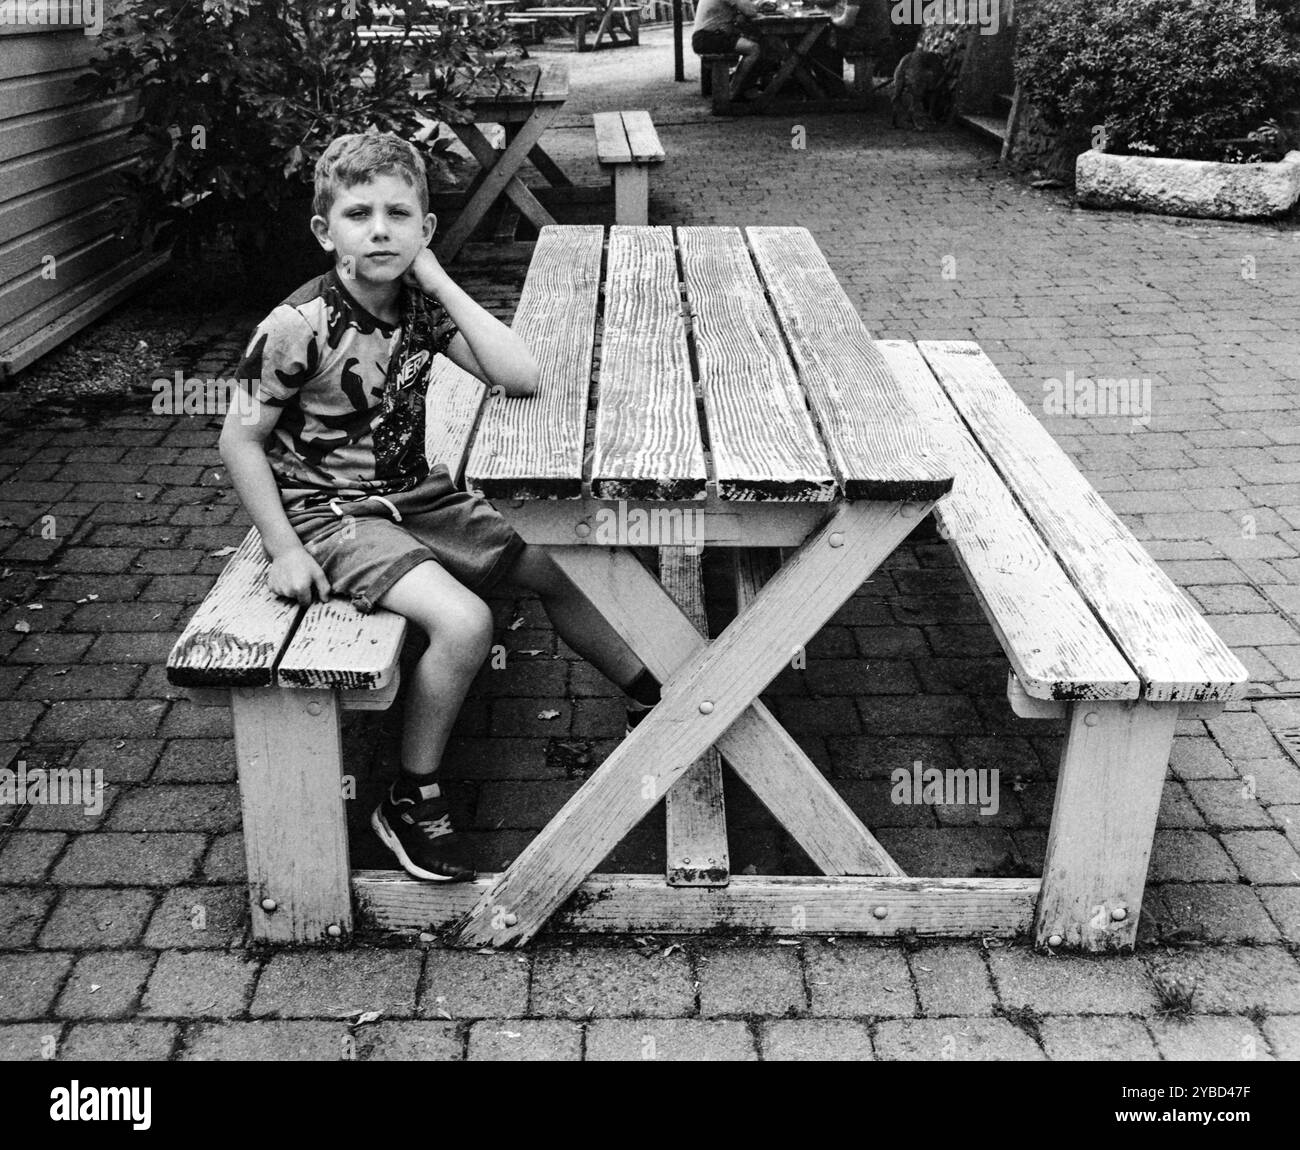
[452, 499, 932, 946]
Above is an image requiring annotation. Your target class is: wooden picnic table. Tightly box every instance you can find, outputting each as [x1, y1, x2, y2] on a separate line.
[435, 60, 574, 263]
[721, 8, 864, 114]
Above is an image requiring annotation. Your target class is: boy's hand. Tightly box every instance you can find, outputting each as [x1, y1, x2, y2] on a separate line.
[267, 546, 331, 605]
[403, 247, 452, 300]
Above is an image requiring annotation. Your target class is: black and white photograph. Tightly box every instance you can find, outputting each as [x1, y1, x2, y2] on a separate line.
[0, 0, 1297, 1092]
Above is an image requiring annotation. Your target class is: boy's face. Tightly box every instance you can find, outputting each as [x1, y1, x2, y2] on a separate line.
[310, 172, 435, 288]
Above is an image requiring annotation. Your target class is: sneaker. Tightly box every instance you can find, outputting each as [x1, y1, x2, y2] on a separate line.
[371, 781, 476, 882]
[625, 702, 654, 737]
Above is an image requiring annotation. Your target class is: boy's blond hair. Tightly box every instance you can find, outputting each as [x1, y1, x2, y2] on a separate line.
[313, 132, 429, 219]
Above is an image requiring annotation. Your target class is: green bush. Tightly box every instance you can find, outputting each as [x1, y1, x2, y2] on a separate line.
[81, 1, 518, 261]
[1016, 0, 1300, 161]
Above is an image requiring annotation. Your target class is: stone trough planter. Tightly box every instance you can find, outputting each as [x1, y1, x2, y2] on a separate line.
[1075, 149, 1300, 220]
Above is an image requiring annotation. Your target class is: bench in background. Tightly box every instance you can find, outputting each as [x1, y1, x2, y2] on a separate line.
[592, 110, 665, 225]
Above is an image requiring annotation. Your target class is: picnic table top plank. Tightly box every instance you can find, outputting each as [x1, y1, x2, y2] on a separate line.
[620, 111, 665, 163]
[464, 224, 603, 498]
[277, 602, 407, 690]
[460, 59, 568, 106]
[677, 226, 836, 501]
[876, 340, 1140, 701]
[166, 529, 301, 688]
[919, 340, 1249, 702]
[593, 226, 706, 499]
[424, 354, 487, 487]
[746, 226, 954, 502]
[591, 110, 633, 165]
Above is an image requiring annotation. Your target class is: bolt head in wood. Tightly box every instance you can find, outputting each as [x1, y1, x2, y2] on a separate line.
[699, 700, 715, 714]
[828, 532, 844, 548]
[1084, 711, 1099, 727]
[503, 912, 518, 927]
[327, 924, 342, 937]
[306, 701, 322, 716]
[261, 898, 278, 912]
[575, 521, 592, 538]
[1047, 933, 1063, 947]
[872, 905, 888, 919]
[1110, 907, 1127, 922]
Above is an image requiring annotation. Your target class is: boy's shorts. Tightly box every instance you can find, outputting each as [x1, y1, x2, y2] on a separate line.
[692, 27, 744, 54]
[287, 464, 527, 614]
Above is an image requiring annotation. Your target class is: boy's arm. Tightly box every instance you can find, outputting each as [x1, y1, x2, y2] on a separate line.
[218, 396, 331, 604]
[407, 248, 539, 396]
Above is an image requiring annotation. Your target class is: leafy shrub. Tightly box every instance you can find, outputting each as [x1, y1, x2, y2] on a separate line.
[1016, 0, 1300, 161]
[81, 1, 518, 258]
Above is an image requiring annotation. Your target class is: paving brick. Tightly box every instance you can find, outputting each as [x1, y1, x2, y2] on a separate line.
[1184, 779, 1276, 828]
[758, 1019, 874, 1061]
[0, 886, 54, 946]
[153, 739, 235, 782]
[0, 831, 66, 882]
[1149, 884, 1281, 943]
[1236, 757, 1300, 807]
[1208, 711, 1288, 759]
[33, 699, 165, 742]
[181, 1021, 350, 1061]
[907, 945, 996, 1015]
[1220, 830, 1300, 884]
[0, 1023, 63, 1061]
[69, 738, 162, 783]
[52, 833, 205, 885]
[466, 1019, 583, 1061]
[418, 949, 531, 1020]
[1157, 780, 1205, 828]
[1148, 1016, 1272, 1062]
[586, 1018, 756, 1061]
[1168, 736, 1237, 780]
[1145, 946, 1300, 1013]
[106, 783, 241, 833]
[697, 945, 805, 1017]
[529, 945, 695, 1019]
[804, 942, 915, 1018]
[252, 950, 421, 1018]
[1257, 887, 1300, 943]
[143, 885, 248, 948]
[873, 827, 1019, 876]
[350, 1021, 463, 1061]
[1038, 1016, 1160, 1061]
[826, 735, 959, 780]
[156, 700, 233, 739]
[1148, 830, 1239, 883]
[142, 951, 259, 1017]
[201, 832, 246, 881]
[0, 952, 73, 1019]
[56, 951, 157, 1019]
[57, 1021, 176, 1060]
[1261, 1015, 1300, 1061]
[7, 633, 94, 665]
[873, 1018, 1045, 1061]
[38, 888, 156, 949]
[988, 949, 1158, 1014]
[0, 701, 45, 740]
[475, 779, 582, 830]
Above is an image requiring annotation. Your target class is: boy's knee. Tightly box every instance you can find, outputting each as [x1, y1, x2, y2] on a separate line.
[427, 597, 494, 664]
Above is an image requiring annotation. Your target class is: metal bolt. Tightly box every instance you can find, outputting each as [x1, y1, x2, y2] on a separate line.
[503, 912, 518, 927]
[575, 521, 591, 538]
[682, 857, 691, 865]
[828, 532, 844, 548]
[261, 898, 278, 913]
[1111, 907, 1128, 922]
[1047, 933, 1063, 947]
[872, 905, 888, 919]
[306, 701, 322, 716]
[699, 700, 715, 714]
[1084, 711, 1099, 727]
[327, 924, 342, 938]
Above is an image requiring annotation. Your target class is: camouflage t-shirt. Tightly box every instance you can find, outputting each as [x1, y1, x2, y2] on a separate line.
[236, 270, 459, 511]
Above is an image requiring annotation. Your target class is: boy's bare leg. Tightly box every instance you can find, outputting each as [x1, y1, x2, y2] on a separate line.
[499, 544, 648, 692]
[376, 559, 495, 777]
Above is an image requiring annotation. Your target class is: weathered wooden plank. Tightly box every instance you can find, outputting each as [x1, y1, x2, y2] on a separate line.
[593, 226, 704, 499]
[877, 341, 1139, 702]
[1035, 700, 1178, 951]
[0, 28, 97, 79]
[1, 127, 136, 215]
[677, 226, 836, 502]
[0, 228, 134, 329]
[746, 227, 952, 502]
[0, 154, 138, 246]
[620, 111, 664, 163]
[660, 546, 729, 887]
[611, 166, 649, 226]
[456, 502, 921, 946]
[277, 601, 406, 691]
[919, 341, 1250, 703]
[591, 110, 632, 164]
[424, 354, 487, 485]
[356, 871, 1039, 936]
[166, 529, 302, 688]
[0, 95, 136, 164]
[0, 197, 123, 284]
[0, 67, 95, 121]
[464, 224, 602, 498]
[234, 688, 353, 943]
[545, 544, 904, 877]
[493, 497, 826, 547]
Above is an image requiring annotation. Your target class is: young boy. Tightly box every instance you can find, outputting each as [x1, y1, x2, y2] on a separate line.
[219, 132, 660, 883]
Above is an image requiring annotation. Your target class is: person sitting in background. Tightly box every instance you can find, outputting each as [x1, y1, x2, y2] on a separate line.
[690, 0, 764, 76]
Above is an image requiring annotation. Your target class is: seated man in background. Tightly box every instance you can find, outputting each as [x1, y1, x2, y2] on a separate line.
[691, 0, 764, 78]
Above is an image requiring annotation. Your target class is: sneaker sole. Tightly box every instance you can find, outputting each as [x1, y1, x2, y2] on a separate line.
[370, 806, 475, 883]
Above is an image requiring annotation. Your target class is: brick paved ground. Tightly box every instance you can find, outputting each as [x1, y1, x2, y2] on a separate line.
[1, 28, 1298, 1060]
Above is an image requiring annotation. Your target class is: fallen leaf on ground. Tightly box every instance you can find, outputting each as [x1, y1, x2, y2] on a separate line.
[208, 546, 237, 557]
[537, 709, 560, 720]
[508, 617, 524, 630]
[13, 621, 30, 633]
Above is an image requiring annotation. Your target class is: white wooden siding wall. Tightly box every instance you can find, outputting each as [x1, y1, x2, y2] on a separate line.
[0, 11, 167, 379]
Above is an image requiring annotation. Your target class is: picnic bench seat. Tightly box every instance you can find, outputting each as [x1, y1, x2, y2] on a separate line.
[592, 110, 665, 225]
